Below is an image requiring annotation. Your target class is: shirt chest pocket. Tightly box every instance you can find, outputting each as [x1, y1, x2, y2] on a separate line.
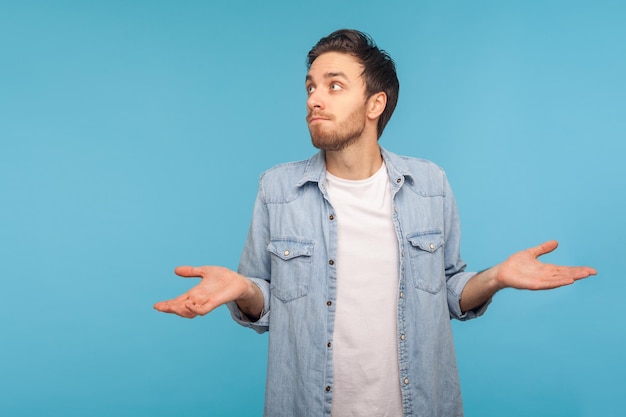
[267, 238, 314, 302]
[406, 230, 445, 294]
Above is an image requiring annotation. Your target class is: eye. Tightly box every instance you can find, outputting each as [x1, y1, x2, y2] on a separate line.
[306, 84, 315, 94]
[330, 83, 342, 91]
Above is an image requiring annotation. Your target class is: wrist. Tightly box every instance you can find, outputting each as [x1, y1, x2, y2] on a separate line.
[242, 278, 259, 302]
[479, 265, 505, 292]
[236, 277, 264, 321]
[494, 265, 508, 291]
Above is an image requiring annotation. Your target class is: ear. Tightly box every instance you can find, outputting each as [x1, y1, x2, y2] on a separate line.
[366, 92, 387, 121]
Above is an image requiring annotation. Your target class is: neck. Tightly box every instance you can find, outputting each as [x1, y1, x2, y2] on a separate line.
[324, 135, 382, 180]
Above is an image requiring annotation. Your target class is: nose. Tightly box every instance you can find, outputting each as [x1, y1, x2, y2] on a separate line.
[307, 89, 324, 111]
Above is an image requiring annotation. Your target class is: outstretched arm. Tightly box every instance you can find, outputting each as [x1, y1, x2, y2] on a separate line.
[154, 266, 264, 320]
[460, 240, 597, 313]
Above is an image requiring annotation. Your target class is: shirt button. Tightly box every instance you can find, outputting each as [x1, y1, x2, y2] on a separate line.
[396, 178, 402, 183]
[327, 301, 332, 306]
[284, 250, 290, 257]
[329, 214, 334, 221]
[404, 378, 409, 385]
[327, 342, 332, 348]
[400, 334, 406, 341]
[325, 386, 331, 392]
[329, 259, 335, 265]
[429, 243, 435, 250]
[399, 292, 404, 298]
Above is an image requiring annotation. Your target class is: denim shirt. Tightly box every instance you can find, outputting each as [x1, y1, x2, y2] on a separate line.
[227, 147, 489, 417]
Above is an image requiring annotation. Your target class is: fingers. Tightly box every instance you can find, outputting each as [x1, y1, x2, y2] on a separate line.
[528, 240, 598, 280]
[174, 265, 206, 278]
[153, 295, 202, 319]
[530, 240, 559, 258]
[154, 287, 219, 318]
[531, 265, 596, 290]
[584, 266, 598, 276]
[153, 301, 195, 318]
[567, 266, 597, 279]
[184, 299, 217, 316]
[183, 285, 221, 315]
[154, 291, 194, 314]
[154, 266, 219, 318]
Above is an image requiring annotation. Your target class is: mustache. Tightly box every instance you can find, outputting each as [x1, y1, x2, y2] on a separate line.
[306, 111, 333, 123]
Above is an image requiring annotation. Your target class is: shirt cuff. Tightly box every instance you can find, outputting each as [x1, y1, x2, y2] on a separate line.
[447, 271, 492, 320]
[226, 278, 270, 333]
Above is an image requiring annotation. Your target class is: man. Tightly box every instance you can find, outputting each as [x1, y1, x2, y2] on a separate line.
[154, 29, 596, 417]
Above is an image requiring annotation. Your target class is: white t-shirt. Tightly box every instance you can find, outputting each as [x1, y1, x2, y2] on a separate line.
[326, 162, 402, 417]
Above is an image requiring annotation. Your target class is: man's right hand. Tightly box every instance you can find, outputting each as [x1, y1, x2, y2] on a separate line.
[153, 266, 264, 320]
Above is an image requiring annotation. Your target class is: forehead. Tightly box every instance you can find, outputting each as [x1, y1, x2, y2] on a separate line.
[306, 52, 364, 81]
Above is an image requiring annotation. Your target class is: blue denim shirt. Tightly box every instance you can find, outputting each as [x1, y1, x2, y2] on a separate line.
[227, 147, 489, 417]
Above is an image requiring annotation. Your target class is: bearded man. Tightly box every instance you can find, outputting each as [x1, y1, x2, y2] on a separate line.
[155, 29, 596, 417]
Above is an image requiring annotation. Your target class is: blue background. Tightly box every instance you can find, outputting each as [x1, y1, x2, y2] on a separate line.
[1, 1, 624, 416]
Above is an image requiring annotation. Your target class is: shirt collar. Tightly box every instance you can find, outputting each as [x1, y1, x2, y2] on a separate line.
[295, 150, 327, 188]
[294, 146, 414, 188]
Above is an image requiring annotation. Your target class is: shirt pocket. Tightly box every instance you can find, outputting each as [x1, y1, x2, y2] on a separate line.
[267, 237, 314, 302]
[406, 229, 445, 294]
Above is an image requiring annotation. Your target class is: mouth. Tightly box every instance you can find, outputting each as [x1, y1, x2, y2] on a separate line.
[307, 113, 331, 124]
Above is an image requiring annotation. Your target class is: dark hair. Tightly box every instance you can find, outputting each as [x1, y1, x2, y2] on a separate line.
[307, 29, 399, 139]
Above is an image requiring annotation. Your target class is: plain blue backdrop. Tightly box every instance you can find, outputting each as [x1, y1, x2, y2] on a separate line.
[1, 1, 624, 416]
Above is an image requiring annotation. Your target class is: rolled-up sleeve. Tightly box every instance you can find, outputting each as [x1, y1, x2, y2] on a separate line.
[226, 278, 270, 332]
[226, 176, 272, 333]
[441, 171, 492, 320]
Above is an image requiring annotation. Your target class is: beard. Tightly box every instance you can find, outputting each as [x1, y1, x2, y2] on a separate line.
[308, 105, 367, 152]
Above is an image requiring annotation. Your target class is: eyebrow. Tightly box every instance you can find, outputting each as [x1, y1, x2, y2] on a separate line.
[305, 71, 350, 82]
